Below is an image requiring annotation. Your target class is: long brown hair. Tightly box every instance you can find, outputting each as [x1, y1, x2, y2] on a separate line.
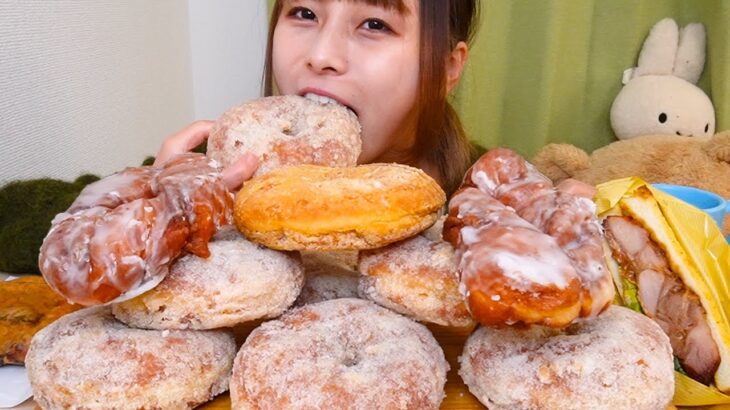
[263, 0, 480, 197]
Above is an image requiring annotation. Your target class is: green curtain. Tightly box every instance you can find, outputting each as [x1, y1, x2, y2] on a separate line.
[266, 0, 730, 157]
[454, 0, 730, 158]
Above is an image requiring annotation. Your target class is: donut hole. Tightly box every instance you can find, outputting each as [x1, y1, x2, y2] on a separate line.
[341, 348, 361, 367]
[335, 333, 366, 368]
[281, 123, 295, 136]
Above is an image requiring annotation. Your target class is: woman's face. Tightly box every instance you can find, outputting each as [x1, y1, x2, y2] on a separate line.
[273, 0, 421, 163]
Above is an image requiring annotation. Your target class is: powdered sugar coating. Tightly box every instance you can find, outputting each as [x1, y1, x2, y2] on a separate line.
[295, 251, 360, 306]
[231, 298, 448, 410]
[459, 306, 674, 410]
[358, 235, 474, 327]
[26, 306, 236, 410]
[207, 95, 361, 177]
[39, 153, 233, 306]
[112, 226, 304, 329]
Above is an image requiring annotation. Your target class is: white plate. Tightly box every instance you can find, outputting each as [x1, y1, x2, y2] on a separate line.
[0, 362, 32, 408]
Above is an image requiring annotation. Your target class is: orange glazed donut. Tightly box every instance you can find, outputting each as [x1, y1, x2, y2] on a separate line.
[443, 148, 614, 328]
[207, 95, 361, 177]
[358, 234, 475, 328]
[459, 306, 675, 410]
[234, 163, 445, 251]
[112, 227, 305, 329]
[26, 306, 236, 410]
[230, 298, 449, 410]
[38, 153, 232, 306]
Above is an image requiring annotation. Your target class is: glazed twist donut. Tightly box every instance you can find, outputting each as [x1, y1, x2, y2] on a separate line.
[443, 148, 614, 328]
[39, 153, 233, 306]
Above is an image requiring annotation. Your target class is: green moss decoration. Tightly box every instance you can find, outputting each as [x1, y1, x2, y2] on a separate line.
[0, 174, 99, 274]
[193, 140, 207, 154]
[0, 145, 210, 274]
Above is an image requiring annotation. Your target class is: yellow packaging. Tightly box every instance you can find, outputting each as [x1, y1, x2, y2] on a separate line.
[595, 177, 730, 406]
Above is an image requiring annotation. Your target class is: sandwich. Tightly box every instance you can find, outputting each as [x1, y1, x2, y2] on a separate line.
[595, 177, 730, 401]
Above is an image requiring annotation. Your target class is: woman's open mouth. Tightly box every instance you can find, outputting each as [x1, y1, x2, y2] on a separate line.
[302, 92, 358, 117]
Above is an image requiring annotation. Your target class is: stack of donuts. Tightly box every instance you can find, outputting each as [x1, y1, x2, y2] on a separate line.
[28, 95, 676, 410]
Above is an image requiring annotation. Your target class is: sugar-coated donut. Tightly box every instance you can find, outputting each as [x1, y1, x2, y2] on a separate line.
[358, 235, 475, 327]
[230, 298, 448, 410]
[26, 306, 236, 410]
[295, 251, 360, 306]
[207, 95, 361, 177]
[234, 163, 446, 250]
[459, 306, 675, 410]
[112, 226, 304, 329]
[38, 153, 233, 305]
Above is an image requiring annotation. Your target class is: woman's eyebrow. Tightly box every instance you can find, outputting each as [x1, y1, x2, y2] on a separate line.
[355, 0, 410, 14]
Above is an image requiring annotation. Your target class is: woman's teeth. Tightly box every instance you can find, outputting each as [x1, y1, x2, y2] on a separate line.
[304, 93, 340, 106]
[304, 93, 357, 117]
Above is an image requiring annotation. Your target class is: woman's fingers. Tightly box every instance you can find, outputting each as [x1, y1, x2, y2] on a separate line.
[154, 120, 215, 166]
[222, 153, 260, 192]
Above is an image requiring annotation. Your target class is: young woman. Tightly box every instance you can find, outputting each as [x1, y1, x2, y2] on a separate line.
[156, 0, 480, 196]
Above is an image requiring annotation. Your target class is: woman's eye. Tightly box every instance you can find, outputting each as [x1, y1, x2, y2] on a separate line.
[291, 7, 316, 21]
[361, 18, 390, 32]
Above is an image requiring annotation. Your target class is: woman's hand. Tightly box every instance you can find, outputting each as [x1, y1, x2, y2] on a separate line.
[154, 120, 259, 191]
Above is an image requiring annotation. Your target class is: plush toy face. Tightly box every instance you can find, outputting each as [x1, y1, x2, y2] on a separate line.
[610, 18, 716, 141]
[610, 75, 715, 140]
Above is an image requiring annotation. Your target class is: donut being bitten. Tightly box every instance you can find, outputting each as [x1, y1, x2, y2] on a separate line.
[26, 306, 236, 410]
[207, 95, 361, 177]
[230, 298, 448, 410]
[459, 306, 675, 410]
[443, 148, 614, 328]
[358, 234, 475, 328]
[112, 226, 304, 329]
[234, 163, 446, 251]
[38, 153, 233, 306]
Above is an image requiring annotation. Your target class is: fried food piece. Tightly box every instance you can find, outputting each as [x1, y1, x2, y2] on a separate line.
[0, 276, 81, 365]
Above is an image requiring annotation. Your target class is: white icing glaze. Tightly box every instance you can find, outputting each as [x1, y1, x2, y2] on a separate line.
[39, 153, 232, 306]
[445, 148, 614, 326]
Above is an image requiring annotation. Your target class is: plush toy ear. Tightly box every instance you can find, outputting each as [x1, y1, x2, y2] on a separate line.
[634, 18, 679, 78]
[704, 131, 730, 164]
[531, 143, 590, 184]
[673, 23, 706, 84]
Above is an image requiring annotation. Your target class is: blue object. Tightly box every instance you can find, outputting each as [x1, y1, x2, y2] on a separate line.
[652, 183, 730, 242]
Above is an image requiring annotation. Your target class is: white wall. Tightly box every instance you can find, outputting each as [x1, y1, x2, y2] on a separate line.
[188, 0, 269, 120]
[0, 1, 269, 184]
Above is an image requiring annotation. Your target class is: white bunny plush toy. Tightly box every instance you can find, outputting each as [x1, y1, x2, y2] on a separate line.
[610, 18, 715, 140]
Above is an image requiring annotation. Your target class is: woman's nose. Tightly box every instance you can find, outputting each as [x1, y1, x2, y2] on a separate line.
[306, 29, 348, 74]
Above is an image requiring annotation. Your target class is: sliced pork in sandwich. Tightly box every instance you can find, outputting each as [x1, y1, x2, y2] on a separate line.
[601, 185, 730, 391]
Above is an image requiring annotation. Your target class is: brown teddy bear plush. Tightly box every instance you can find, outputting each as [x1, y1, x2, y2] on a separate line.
[532, 131, 730, 235]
